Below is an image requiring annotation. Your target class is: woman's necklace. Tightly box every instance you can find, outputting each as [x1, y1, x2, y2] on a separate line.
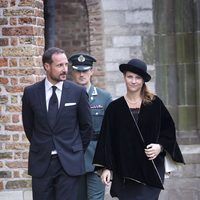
[125, 94, 142, 105]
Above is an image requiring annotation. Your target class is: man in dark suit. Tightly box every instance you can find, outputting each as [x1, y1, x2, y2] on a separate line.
[22, 47, 92, 200]
[69, 53, 112, 200]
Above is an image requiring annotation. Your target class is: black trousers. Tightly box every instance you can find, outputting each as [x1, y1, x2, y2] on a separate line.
[32, 155, 80, 200]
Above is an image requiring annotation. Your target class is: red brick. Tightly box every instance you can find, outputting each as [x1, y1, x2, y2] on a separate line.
[13, 171, 20, 178]
[0, 0, 8, 7]
[5, 161, 28, 168]
[19, 17, 36, 25]
[37, 17, 44, 26]
[9, 58, 18, 67]
[10, 78, 18, 85]
[10, 17, 17, 25]
[2, 26, 34, 36]
[35, 9, 43, 18]
[10, 38, 18, 46]
[5, 125, 24, 131]
[12, 114, 20, 123]
[4, 68, 35, 76]
[10, 0, 15, 6]
[5, 86, 23, 93]
[0, 57, 8, 67]
[0, 77, 9, 84]
[14, 152, 22, 160]
[0, 38, 9, 46]
[36, 37, 44, 46]
[20, 76, 35, 84]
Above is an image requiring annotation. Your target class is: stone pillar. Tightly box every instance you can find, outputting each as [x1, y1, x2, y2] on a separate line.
[0, 0, 44, 198]
[153, 0, 177, 119]
[194, 0, 200, 133]
[154, 0, 199, 142]
[175, 0, 197, 138]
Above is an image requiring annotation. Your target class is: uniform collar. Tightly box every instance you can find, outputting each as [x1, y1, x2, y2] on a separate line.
[89, 85, 98, 96]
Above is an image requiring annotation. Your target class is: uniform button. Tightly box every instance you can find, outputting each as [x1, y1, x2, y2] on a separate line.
[95, 112, 98, 115]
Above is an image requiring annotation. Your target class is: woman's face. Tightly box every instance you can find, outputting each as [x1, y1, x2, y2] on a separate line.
[124, 71, 144, 93]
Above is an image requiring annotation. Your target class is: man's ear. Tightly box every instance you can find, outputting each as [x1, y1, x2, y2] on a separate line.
[43, 63, 49, 71]
[90, 68, 94, 74]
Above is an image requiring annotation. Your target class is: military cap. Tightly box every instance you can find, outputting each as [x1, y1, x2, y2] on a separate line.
[69, 53, 96, 71]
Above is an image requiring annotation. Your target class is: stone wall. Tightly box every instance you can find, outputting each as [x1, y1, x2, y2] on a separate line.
[101, 0, 155, 98]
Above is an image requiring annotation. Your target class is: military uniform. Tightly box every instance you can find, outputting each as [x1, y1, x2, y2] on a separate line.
[84, 85, 112, 199]
[69, 53, 112, 200]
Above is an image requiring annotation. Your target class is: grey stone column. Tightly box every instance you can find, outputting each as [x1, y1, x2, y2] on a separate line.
[153, 0, 178, 121]
[194, 0, 200, 133]
[153, 0, 199, 142]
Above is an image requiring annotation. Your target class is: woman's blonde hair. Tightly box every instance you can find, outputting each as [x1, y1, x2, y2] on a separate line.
[141, 83, 155, 105]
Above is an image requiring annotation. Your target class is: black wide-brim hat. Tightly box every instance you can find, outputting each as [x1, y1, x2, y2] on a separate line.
[119, 58, 151, 82]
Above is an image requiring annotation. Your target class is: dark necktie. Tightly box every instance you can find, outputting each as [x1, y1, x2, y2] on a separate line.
[47, 86, 58, 128]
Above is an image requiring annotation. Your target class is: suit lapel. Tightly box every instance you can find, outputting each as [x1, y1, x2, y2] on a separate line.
[38, 80, 48, 117]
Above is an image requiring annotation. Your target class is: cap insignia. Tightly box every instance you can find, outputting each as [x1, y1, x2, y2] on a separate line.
[78, 55, 85, 62]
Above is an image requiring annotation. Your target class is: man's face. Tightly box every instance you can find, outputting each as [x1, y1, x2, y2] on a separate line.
[44, 53, 68, 85]
[72, 68, 93, 87]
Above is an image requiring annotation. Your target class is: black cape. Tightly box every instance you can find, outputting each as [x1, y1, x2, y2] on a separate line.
[93, 96, 184, 189]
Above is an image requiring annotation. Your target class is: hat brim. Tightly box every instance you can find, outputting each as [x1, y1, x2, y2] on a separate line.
[72, 65, 92, 71]
[119, 64, 151, 82]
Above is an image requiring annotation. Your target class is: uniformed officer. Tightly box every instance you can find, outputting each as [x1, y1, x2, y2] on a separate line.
[69, 53, 112, 200]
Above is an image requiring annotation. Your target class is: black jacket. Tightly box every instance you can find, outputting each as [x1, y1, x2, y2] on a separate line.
[22, 79, 92, 177]
[93, 96, 184, 189]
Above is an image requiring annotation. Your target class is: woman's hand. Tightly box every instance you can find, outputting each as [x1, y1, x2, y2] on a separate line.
[101, 169, 111, 186]
[145, 143, 162, 160]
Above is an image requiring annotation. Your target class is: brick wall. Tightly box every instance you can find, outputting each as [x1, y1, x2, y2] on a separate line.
[0, 0, 44, 192]
[55, 0, 105, 87]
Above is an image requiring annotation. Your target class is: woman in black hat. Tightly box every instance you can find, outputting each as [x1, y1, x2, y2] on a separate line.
[93, 59, 184, 199]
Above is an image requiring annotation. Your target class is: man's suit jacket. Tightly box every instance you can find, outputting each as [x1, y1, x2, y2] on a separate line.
[22, 79, 92, 178]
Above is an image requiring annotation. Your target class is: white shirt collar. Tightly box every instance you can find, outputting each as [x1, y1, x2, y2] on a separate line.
[45, 79, 63, 91]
